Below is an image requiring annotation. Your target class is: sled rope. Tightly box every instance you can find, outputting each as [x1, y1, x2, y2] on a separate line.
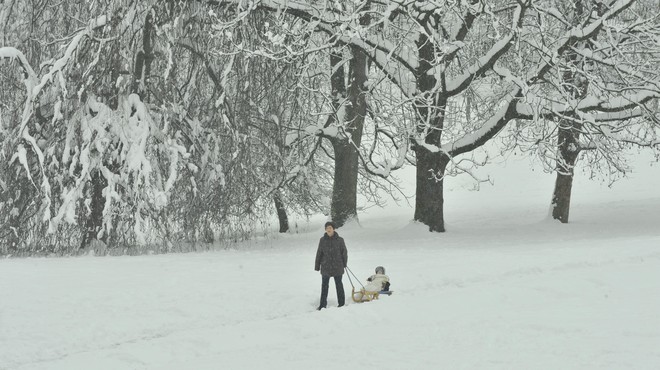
[345, 266, 365, 291]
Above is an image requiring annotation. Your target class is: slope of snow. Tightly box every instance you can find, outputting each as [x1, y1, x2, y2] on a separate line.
[1, 155, 659, 370]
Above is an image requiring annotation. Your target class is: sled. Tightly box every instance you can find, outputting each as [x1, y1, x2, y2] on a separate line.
[351, 288, 393, 302]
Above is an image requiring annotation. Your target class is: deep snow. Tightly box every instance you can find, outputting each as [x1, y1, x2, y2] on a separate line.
[1, 155, 659, 370]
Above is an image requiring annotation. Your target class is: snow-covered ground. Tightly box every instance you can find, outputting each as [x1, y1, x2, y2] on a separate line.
[1, 155, 659, 370]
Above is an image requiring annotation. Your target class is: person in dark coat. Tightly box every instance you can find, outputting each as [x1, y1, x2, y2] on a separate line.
[314, 221, 348, 310]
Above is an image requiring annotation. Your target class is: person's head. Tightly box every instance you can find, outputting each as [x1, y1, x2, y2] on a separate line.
[324, 221, 336, 236]
[375, 266, 385, 275]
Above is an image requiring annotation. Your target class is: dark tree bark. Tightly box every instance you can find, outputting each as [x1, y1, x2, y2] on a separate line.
[413, 150, 449, 232]
[551, 124, 580, 223]
[551, 111, 585, 223]
[133, 12, 154, 97]
[81, 169, 107, 249]
[273, 190, 289, 233]
[330, 139, 360, 226]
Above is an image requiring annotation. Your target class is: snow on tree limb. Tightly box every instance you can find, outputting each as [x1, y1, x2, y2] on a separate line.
[441, 90, 522, 157]
[444, 2, 526, 96]
[572, 48, 660, 92]
[589, 107, 648, 122]
[527, 0, 637, 85]
[46, 94, 190, 239]
[30, 15, 107, 105]
[358, 44, 416, 98]
[450, 0, 483, 42]
[445, 34, 515, 96]
[1, 8, 193, 243]
[0, 47, 38, 82]
[353, 33, 419, 73]
[514, 90, 660, 118]
[440, 0, 651, 159]
[2, 14, 110, 229]
[577, 91, 659, 112]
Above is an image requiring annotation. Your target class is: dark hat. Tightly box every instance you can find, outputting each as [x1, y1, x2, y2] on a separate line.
[324, 221, 336, 229]
[375, 266, 385, 274]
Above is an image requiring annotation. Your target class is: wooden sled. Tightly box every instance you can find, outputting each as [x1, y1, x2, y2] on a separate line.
[351, 288, 393, 303]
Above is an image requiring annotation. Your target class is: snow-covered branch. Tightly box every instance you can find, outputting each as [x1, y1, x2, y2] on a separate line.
[445, 34, 515, 96]
[30, 15, 107, 103]
[360, 45, 416, 98]
[442, 90, 522, 157]
[444, 3, 526, 96]
[438, 0, 649, 160]
[514, 90, 659, 119]
[0, 47, 37, 82]
[450, 0, 483, 42]
[577, 91, 659, 113]
[527, 0, 637, 85]
[353, 33, 418, 73]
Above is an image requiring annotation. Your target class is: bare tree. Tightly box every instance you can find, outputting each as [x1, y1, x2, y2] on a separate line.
[497, 0, 659, 223]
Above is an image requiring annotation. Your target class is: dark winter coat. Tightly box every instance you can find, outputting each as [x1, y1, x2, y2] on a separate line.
[314, 232, 348, 277]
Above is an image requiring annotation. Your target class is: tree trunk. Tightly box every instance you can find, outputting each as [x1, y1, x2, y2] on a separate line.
[331, 140, 360, 226]
[412, 28, 448, 232]
[413, 150, 448, 232]
[81, 169, 107, 249]
[550, 0, 589, 224]
[7, 183, 30, 252]
[551, 170, 575, 223]
[551, 121, 580, 223]
[273, 190, 289, 233]
[328, 45, 367, 227]
[132, 12, 154, 97]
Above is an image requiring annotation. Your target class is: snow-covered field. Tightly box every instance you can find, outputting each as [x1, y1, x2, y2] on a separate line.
[1, 156, 659, 370]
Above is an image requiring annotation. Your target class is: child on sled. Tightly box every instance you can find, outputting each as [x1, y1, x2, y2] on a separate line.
[353, 266, 390, 302]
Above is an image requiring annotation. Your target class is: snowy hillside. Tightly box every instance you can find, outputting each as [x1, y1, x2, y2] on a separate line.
[1, 156, 659, 370]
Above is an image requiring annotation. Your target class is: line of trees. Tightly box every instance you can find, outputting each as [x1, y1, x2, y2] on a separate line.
[0, 0, 658, 255]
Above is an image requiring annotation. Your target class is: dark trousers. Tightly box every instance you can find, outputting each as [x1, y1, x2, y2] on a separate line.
[320, 275, 345, 308]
